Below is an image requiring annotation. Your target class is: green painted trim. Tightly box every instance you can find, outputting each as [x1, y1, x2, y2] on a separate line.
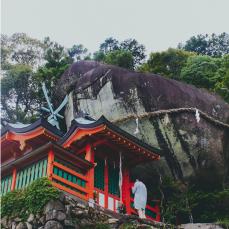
[25, 167, 31, 187]
[21, 170, 27, 188]
[30, 164, 35, 182]
[42, 159, 48, 177]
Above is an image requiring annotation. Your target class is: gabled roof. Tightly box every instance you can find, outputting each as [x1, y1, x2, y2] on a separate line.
[1, 118, 63, 137]
[60, 115, 162, 158]
[1, 118, 63, 154]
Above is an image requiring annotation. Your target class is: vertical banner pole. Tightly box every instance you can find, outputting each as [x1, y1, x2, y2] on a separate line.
[119, 152, 123, 202]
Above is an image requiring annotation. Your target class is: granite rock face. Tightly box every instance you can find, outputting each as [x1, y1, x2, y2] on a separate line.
[55, 61, 229, 182]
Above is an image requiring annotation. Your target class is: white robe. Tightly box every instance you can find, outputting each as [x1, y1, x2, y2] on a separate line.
[132, 180, 147, 210]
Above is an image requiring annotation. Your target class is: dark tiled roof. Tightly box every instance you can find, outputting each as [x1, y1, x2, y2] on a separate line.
[1, 118, 63, 137]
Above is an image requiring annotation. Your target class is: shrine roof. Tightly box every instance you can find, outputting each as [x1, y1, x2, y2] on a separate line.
[60, 115, 162, 156]
[1, 118, 63, 137]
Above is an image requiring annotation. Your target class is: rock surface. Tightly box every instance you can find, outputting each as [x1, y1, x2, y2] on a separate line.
[55, 61, 229, 183]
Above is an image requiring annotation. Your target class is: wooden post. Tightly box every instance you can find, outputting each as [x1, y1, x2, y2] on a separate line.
[155, 204, 161, 222]
[85, 143, 95, 199]
[122, 167, 131, 214]
[11, 168, 17, 191]
[104, 158, 109, 208]
[47, 149, 54, 180]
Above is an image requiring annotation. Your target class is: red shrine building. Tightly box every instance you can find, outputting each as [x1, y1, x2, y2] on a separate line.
[1, 116, 161, 221]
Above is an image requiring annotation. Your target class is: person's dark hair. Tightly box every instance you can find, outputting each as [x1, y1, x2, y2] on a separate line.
[135, 177, 142, 182]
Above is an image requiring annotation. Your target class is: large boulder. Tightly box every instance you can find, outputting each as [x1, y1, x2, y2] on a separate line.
[55, 61, 229, 183]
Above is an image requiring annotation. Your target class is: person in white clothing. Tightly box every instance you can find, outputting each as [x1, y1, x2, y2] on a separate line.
[132, 178, 147, 219]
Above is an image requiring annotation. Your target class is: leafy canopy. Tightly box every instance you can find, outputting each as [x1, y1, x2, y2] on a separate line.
[96, 37, 146, 68]
[179, 33, 229, 57]
[138, 48, 195, 79]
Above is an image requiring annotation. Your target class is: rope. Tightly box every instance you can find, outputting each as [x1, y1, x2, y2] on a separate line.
[113, 107, 229, 129]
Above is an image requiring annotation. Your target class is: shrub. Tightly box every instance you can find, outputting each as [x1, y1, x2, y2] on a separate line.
[1, 177, 60, 220]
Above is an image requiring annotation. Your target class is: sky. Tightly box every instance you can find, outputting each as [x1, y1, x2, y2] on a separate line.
[2, 0, 229, 54]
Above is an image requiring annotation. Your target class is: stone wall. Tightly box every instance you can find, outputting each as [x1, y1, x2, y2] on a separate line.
[1, 193, 224, 229]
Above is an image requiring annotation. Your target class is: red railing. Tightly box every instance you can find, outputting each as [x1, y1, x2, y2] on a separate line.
[47, 150, 90, 201]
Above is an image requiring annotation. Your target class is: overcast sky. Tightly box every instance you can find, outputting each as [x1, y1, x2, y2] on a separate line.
[2, 0, 229, 54]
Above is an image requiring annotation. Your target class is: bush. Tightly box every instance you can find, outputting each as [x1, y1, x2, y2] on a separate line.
[1, 177, 60, 220]
[160, 177, 229, 224]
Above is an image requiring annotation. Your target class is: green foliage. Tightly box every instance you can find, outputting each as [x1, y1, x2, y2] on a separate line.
[1, 178, 60, 220]
[1, 64, 40, 123]
[93, 51, 106, 62]
[161, 177, 191, 224]
[104, 50, 134, 70]
[139, 48, 194, 79]
[120, 38, 146, 66]
[34, 37, 73, 108]
[68, 44, 89, 60]
[180, 33, 229, 57]
[1, 190, 26, 219]
[189, 189, 229, 222]
[217, 218, 229, 229]
[140, 48, 229, 103]
[96, 37, 146, 68]
[180, 55, 221, 89]
[160, 177, 229, 224]
[81, 223, 111, 229]
[99, 37, 119, 53]
[214, 54, 229, 102]
[1, 33, 45, 69]
[119, 223, 138, 229]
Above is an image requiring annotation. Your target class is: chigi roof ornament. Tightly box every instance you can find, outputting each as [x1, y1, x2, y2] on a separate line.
[41, 82, 68, 129]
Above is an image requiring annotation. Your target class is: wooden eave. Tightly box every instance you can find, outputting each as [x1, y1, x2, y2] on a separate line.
[60, 116, 161, 162]
[1, 119, 63, 153]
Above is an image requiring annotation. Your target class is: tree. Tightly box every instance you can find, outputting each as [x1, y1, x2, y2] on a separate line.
[180, 55, 221, 89]
[1, 33, 45, 70]
[120, 38, 146, 66]
[96, 37, 146, 69]
[99, 37, 119, 53]
[180, 33, 229, 57]
[138, 48, 194, 79]
[1, 65, 40, 122]
[68, 44, 89, 61]
[214, 55, 229, 102]
[93, 51, 106, 62]
[35, 37, 73, 94]
[103, 50, 134, 69]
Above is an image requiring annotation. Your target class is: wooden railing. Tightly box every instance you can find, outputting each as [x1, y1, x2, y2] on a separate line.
[50, 156, 89, 201]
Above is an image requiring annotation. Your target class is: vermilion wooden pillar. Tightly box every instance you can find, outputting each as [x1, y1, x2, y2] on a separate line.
[85, 143, 95, 199]
[122, 167, 131, 214]
[155, 205, 161, 221]
[11, 168, 17, 191]
[104, 159, 109, 208]
[47, 149, 54, 180]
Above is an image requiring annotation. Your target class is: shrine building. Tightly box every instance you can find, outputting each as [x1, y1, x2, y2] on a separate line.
[1, 115, 161, 221]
